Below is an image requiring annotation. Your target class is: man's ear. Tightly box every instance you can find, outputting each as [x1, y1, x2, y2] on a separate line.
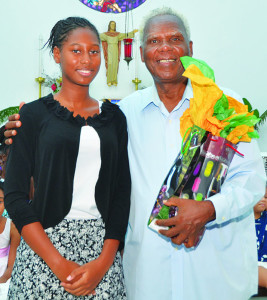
[140, 46, 145, 62]
[189, 41, 193, 57]
[53, 46, 61, 64]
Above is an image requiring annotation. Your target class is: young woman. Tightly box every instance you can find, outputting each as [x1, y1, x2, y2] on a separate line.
[4, 17, 130, 299]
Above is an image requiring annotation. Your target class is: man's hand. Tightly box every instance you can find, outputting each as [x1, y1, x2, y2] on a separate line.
[4, 102, 25, 145]
[156, 197, 215, 248]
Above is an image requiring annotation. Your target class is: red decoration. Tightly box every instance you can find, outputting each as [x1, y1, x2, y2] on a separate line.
[123, 38, 133, 66]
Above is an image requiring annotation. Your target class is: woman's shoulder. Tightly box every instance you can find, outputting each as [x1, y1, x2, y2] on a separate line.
[101, 100, 125, 121]
[18, 94, 54, 128]
[21, 94, 53, 114]
[89, 101, 126, 132]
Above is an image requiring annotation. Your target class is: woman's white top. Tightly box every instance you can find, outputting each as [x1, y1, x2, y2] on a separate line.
[65, 102, 102, 220]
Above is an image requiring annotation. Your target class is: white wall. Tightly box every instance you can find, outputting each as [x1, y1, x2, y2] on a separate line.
[1, 0, 266, 151]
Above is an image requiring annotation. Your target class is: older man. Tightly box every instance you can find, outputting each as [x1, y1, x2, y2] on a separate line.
[119, 8, 265, 300]
[4, 7, 266, 300]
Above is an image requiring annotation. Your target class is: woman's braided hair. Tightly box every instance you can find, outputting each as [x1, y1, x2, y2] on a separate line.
[45, 17, 100, 53]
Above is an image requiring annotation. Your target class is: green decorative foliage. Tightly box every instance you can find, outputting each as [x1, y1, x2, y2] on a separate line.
[242, 98, 252, 112]
[157, 205, 170, 220]
[0, 106, 19, 126]
[220, 114, 260, 138]
[43, 75, 62, 94]
[258, 110, 267, 127]
[180, 56, 215, 82]
[248, 131, 260, 139]
[242, 98, 267, 130]
[253, 109, 260, 118]
[180, 57, 263, 141]
[213, 94, 235, 120]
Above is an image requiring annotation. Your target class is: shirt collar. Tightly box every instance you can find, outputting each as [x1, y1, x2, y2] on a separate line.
[138, 86, 155, 111]
[182, 80, 193, 103]
[141, 80, 193, 112]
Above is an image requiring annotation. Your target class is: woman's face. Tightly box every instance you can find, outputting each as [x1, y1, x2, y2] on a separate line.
[54, 27, 101, 88]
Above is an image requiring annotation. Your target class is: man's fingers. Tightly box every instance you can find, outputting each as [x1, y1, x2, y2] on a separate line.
[183, 236, 196, 248]
[163, 197, 181, 207]
[8, 114, 20, 121]
[19, 102, 26, 110]
[4, 130, 17, 139]
[171, 232, 189, 245]
[5, 138, 13, 145]
[5, 121, 21, 130]
[159, 226, 179, 238]
[158, 220, 185, 238]
[183, 228, 206, 248]
[156, 215, 180, 227]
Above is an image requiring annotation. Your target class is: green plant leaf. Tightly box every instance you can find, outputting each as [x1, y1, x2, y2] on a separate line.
[241, 98, 266, 129]
[253, 109, 260, 118]
[0, 106, 19, 125]
[242, 98, 252, 112]
[258, 110, 267, 127]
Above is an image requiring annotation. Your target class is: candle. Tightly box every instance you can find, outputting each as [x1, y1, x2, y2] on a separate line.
[38, 34, 43, 76]
[135, 35, 139, 78]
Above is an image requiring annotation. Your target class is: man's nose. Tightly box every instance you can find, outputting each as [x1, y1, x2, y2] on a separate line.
[158, 41, 173, 51]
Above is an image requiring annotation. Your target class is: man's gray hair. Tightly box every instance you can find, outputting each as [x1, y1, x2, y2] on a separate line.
[139, 7, 191, 47]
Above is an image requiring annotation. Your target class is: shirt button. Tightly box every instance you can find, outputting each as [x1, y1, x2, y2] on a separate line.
[169, 119, 172, 123]
[222, 216, 226, 221]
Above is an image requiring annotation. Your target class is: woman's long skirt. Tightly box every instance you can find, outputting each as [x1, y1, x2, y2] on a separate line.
[7, 218, 126, 299]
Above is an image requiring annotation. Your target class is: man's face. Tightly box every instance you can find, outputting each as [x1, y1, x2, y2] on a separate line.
[140, 15, 193, 84]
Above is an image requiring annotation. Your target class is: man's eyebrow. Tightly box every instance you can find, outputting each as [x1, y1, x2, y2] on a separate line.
[146, 31, 184, 39]
[146, 35, 158, 40]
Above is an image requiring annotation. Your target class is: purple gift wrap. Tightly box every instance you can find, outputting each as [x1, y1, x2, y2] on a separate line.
[180, 134, 237, 201]
[148, 125, 207, 232]
[148, 130, 239, 240]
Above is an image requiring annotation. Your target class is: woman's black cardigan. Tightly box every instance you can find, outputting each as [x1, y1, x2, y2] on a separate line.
[4, 94, 131, 248]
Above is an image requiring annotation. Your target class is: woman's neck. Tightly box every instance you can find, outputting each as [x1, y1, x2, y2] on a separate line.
[54, 85, 99, 118]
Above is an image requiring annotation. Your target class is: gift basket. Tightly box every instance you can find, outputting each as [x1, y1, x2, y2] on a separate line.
[148, 57, 260, 235]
